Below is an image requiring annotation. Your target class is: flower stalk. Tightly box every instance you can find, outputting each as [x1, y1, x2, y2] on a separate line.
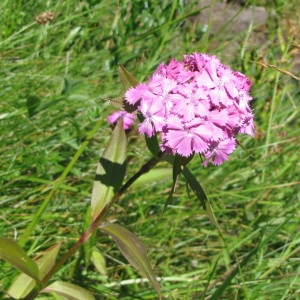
[38, 153, 163, 293]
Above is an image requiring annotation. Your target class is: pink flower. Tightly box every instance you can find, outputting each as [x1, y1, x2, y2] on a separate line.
[124, 52, 254, 165]
[107, 110, 135, 130]
[171, 82, 209, 121]
[138, 98, 165, 137]
[162, 116, 211, 157]
[125, 84, 148, 105]
[203, 138, 237, 166]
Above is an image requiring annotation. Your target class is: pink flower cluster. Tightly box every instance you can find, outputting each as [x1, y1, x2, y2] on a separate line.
[124, 53, 254, 165]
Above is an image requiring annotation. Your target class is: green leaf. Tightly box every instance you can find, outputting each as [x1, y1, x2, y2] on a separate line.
[36, 243, 61, 281]
[118, 64, 139, 90]
[161, 155, 193, 215]
[42, 281, 95, 300]
[91, 119, 127, 220]
[100, 223, 161, 300]
[131, 167, 172, 188]
[117, 65, 138, 113]
[6, 273, 37, 299]
[6, 244, 61, 299]
[61, 77, 73, 95]
[26, 95, 41, 117]
[109, 96, 124, 110]
[118, 64, 140, 113]
[182, 167, 220, 230]
[91, 248, 107, 276]
[0, 237, 39, 280]
[161, 155, 219, 228]
[144, 134, 161, 156]
[62, 26, 82, 49]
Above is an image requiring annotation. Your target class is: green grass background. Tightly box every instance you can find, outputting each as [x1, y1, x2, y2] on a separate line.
[0, 0, 299, 299]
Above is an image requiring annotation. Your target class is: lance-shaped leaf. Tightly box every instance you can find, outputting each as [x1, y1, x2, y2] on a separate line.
[42, 281, 95, 300]
[26, 95, 41, 118]
[91, 119, 127, 220]
[109, 96, 124, 110]
[0, 237, 39, 280]
[160, 155, 219, 228]
[36, 243, 61, 281]
[61, 77, 73, 95]
[160, 155, 193, 215]
[145, 134, 161, 157]
[131, 167, 172, 188]
[118, 64, 138, 90]
[100, 223, 161, 300]
[6, 244, 61, 299]
[182, 167, 220, 230]
[118, 64, 139, 113]
[6, 275, 37, 299]
[91, 248, 107, 276]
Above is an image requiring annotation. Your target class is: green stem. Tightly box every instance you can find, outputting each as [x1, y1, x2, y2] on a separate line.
[39, 153, 163, 290]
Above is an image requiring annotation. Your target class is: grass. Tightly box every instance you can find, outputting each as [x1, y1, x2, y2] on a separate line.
[1, 0, 299, 299]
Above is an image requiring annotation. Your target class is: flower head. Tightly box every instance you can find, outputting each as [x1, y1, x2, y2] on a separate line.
[124, 53, 254, 165]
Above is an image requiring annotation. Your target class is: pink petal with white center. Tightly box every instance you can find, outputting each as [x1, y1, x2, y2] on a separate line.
[203, 138, 236, 166]
[163, 117, 211, 156]
[206, 109, 229, 128]
[138, 98, 165, 136]
[235, 90, 253, 112]
[209, 87, 231, 106]
[196, 71, 216, 89]
[148, 75, 164, 95]
[138, 118, 156, 137]
[125, 84, 148, 105]
[167, 130, 194, 157]
[160, 77, 177, 95]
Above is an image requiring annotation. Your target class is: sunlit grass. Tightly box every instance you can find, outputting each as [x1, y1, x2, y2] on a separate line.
[1, 0, 299, 299]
